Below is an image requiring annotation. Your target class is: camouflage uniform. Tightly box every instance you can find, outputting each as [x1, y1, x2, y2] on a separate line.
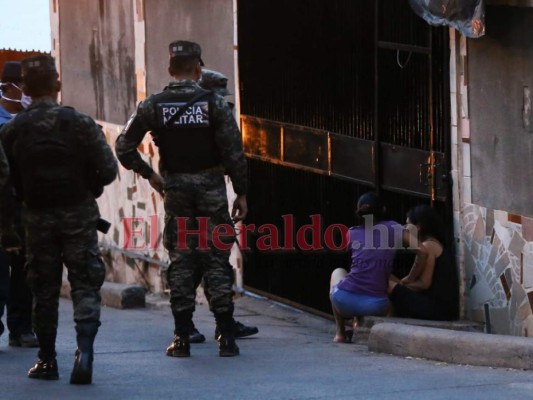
[0, 142, 8, 188]
[115, 79, 247, 332]
[200, 69, 231, 97]
[173, 69, 258, 343]
[192, 68, 235, 300]
[0, 96, 117, 362]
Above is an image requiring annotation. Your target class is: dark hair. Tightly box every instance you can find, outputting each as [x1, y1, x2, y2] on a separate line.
[23, 71, 59, 97]
[355, 192, 384, 225]
[169, 56, 199, 75]
[1, 77, 22, 87]
[407, 205, 445, 243]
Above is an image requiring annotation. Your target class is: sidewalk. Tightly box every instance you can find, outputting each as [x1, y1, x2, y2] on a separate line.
[1, 295, 533, 400]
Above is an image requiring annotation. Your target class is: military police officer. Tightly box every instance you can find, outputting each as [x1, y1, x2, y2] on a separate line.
[184, 68, 258, 344]
[0, 55, 118, 383]
[115, 40, 248, 357]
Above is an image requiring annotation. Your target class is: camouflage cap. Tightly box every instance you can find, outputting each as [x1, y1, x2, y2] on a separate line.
[1, 61, 22, 83]
[169, 40, 205, 66]
[200, 69, 230, 96]
[21, 55, 57, 77]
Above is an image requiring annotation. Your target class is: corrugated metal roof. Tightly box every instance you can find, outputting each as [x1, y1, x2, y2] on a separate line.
[0, 47, 49, 53]
[0, 49, 49, 76]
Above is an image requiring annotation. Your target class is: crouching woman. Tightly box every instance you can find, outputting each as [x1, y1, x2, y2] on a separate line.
[329, 193, 405, 343]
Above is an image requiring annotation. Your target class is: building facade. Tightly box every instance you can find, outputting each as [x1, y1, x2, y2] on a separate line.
[49, 0, 533, 335]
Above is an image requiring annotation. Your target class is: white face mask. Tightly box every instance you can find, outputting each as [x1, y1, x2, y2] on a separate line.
[0, 82, 30, 107]
[13, 83, 32, 108]
[20, 93, 32, 108]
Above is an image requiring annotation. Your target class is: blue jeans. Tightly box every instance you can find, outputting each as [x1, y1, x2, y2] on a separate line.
[330, 285, 389, 318]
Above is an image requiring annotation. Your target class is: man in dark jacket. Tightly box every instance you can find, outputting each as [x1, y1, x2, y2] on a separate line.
[0, 55, 118, 383]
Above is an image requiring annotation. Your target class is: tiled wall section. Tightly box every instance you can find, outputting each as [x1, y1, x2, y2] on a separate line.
[96, 121, 242, 294]
[464, 203, 533, 336]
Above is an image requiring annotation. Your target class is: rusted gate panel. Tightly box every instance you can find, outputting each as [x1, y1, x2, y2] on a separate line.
[239, 0, 375, 140]
[238, 0, 451, 313]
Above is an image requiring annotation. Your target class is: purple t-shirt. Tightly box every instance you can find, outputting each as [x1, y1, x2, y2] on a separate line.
[337, 220, 403, 297]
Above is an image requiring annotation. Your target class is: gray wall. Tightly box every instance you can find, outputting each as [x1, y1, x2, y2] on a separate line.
[59, 0, 136, 125]
[469, 7, 533, 216]
[144, 0, 234, 99]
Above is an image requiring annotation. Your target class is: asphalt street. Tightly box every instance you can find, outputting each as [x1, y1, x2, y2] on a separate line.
[2, 296, 533, 400]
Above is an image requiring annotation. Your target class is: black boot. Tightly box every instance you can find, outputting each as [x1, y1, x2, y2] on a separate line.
[214, 319, 259, 340]
[28, 336, 59, 380]
[9, 332, 40, 348]
[218, 335, 239, 357]
[70, 323, 98, 385]
[28, 358, 59, 380]
[188, 326, 206, 344]
[215, 313, 239, 357]
[168, 311, 192, 357]
[183, 319, 205, 344]
[166, 334, 191, 357]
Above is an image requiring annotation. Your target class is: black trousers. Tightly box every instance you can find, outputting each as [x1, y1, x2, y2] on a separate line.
[0, 248, 33, 337]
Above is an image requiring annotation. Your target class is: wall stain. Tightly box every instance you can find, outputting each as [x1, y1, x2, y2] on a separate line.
[88, 1, 136, 124]
[89, 28, 105, 121]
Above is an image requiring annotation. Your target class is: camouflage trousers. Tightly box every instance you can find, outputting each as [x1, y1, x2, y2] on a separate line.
[23, 198, 105, 341]
[163, 169, 235, 318]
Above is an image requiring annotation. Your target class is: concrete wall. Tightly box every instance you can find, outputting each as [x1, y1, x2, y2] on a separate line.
[469, 7, 533, 216]
[52, 0, 239, 294]
[453, 6, 533, 335]
[58, 0, 137, 125]
[144, 0, 235, 103]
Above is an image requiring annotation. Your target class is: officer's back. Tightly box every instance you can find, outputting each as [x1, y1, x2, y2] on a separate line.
[0, 55, 117, 384]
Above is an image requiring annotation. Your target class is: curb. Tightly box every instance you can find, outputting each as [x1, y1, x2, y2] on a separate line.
[61, 278, 146, 309]
[361, 316, 483, 332]
[368, 322, 533, 370]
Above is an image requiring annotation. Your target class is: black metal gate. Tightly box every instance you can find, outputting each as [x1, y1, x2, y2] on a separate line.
[237, 0, 451, 314]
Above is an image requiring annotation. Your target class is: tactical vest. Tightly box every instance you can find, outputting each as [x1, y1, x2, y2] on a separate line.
[12, 105, 91, 209]
[152, 88, 220, 173]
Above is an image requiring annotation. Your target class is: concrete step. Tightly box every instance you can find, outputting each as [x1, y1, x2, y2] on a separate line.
[369, 323, 533, 370]
[360, 316, 484, 332]
[61, 277, 146, 309]
[345, 316, 484, 346]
